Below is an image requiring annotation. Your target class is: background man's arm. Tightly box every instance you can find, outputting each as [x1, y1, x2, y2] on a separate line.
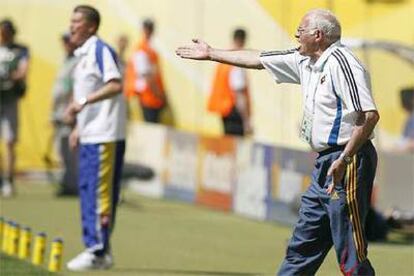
[64, 79, 122, 121]
[83, 79, 122, 104]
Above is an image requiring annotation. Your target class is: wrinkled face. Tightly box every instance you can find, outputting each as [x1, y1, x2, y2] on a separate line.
[295, 16, 319, 57]
[69, 11, 95, 47]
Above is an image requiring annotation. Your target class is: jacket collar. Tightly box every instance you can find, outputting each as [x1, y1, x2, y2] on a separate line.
[74, 35, 98, 57]
[307, 40, 342, 72]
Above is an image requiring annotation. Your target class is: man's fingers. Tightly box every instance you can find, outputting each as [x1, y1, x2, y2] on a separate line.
[327, 167, 333, 176]
[175, 47, 185, 55]
[176, 47, 194, 57]
[69, 140, 76, 150]
[327, 184, 334, 195]
[69, 136, 78, 151]
[176, 49, 187, 57]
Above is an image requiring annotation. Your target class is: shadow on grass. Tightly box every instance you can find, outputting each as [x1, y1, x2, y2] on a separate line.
[370, 231, 414, 246]
[111, 267, 267, 275]
[118, 198, 144, 210]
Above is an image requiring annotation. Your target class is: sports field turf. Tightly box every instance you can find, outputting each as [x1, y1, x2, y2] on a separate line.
[1, 181, 413, 275]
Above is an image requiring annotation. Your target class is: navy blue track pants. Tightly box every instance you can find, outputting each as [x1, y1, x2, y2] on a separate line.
[278, 141, 377, 276]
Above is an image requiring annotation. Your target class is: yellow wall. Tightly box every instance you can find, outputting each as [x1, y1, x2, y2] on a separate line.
[0, 0, 412, 169]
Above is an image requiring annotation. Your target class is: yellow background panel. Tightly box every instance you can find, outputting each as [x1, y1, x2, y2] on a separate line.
[0, 0, 412, 169]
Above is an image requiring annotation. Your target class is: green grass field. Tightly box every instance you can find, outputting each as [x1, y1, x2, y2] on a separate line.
[0, 253, 53, 275]
[1, 181, 413, 276]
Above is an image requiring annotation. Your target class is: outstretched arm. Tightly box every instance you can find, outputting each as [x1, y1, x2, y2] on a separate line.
[176, 39, 264, 69]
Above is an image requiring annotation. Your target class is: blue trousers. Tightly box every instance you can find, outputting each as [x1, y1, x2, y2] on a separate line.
[78, 140, 125, 255]
[278, 141, 377, 276]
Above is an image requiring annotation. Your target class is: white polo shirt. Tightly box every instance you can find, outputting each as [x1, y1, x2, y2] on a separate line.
[260, 41, 377, 152]
[73, 35, 126, 144]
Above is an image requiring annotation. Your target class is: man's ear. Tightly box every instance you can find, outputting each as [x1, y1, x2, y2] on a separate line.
[87, 23, 98, 36]
[315, 30, 324, 43]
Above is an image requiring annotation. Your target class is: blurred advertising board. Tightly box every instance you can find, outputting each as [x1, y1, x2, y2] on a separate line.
[196, 136, 236, 211]
[125, 122, 167, 198]
[124, 122, 413, 226]
[267, 147, 315, 224]
[376, 152, 414, 212]
[233, 141, 273, 221]
[163, 130, 199, 202]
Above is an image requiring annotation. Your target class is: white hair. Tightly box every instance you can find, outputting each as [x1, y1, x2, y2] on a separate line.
[306, 9, 341, 44]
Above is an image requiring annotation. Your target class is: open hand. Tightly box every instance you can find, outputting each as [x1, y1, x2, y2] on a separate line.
[63, 105, 76, 125]
[326, 159, 346, 195]
[69, 128, 79, 150]
[176, 39, 211, 60]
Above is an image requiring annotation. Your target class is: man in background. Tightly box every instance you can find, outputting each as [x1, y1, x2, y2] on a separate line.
[124, 18, 166, 123]
[0, 19, 30, 197]
[395, 87, 414, 152]
[64, 5, 126, 271]
[115, 34, 129, 73]
[208, 28, 252, 136]
[50, 32, 79, 196]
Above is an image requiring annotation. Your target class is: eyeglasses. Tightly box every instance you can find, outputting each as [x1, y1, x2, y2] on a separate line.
[295, 28, 318, 37]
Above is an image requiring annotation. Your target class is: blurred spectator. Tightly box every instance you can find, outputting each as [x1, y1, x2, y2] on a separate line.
[0, 19, 30, 197]
[394, 87, 414, 152]
[50, 33, 79, 196]
[124, 18, 167, 123]
[115, 34, 129, 73]
[385, 207, 414, 232]
[208, 28, 252, 136]
[64, 5, 126, 271]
